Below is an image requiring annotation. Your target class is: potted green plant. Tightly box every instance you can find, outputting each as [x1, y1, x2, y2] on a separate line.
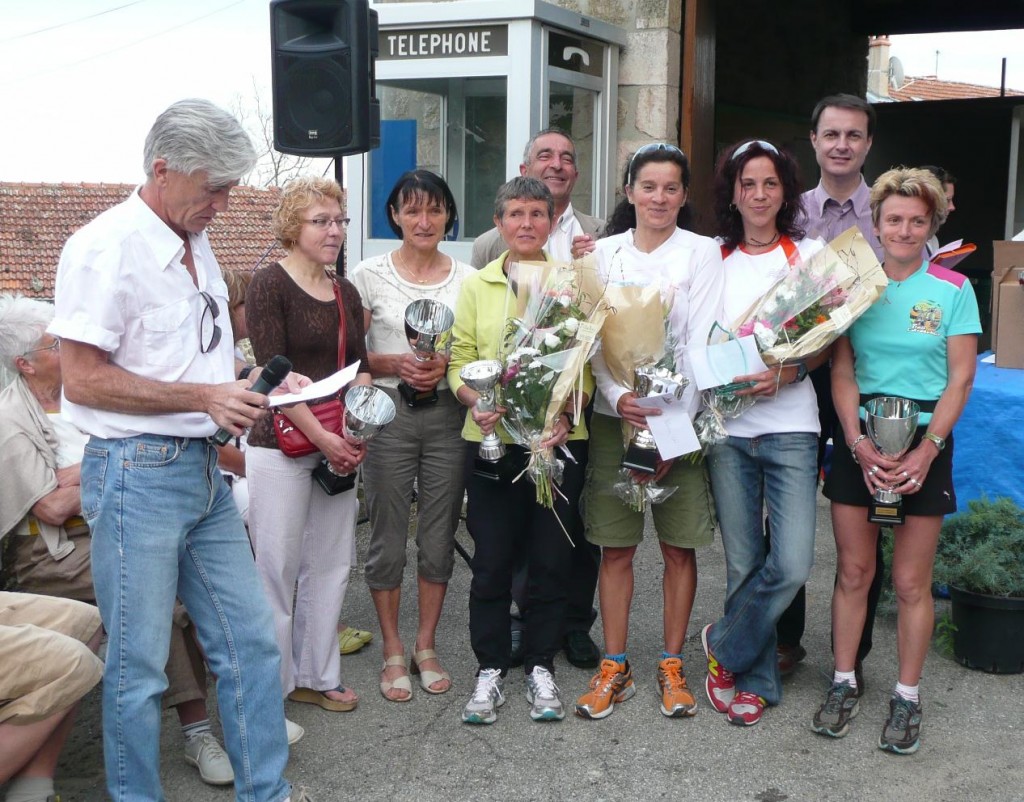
[932, 496, 1024, 673]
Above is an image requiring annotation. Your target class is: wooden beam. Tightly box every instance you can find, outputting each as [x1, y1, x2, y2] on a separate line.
[680, 0, 716, 234]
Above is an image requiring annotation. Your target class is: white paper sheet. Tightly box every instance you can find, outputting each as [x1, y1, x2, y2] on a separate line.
[933, 239, 964, 257]
[636, 391, 700, 459]
[267, 361, 361, 407]
[688, 336, 768, 390]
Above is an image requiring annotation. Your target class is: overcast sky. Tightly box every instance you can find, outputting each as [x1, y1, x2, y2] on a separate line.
[1, 1, 1022, 184]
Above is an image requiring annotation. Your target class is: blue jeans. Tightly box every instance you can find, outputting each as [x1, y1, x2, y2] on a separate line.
[83, 435, 291, 802]
[705, 432, 817, 704]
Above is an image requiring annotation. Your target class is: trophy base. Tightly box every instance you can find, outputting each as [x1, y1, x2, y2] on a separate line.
[312, 460, 356, 496]
[622, 444, 658, 474]
[398, 382, 438, 408]
[868, 499, 905, 526]
[473, 454, 509, 482]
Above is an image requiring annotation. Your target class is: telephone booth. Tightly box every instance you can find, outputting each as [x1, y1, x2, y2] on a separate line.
[346, 0, 626, 265]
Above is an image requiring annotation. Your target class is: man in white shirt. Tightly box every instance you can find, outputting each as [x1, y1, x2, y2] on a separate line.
[50, 99, 307, 802]
[470, 128, 604, 267]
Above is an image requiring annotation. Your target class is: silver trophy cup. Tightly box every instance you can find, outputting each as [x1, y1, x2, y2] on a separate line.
[313, 385, 397, 495]
[459, 359, 506, 481]
[400, 299, 455, 407]
[621, 364, 689, 473]
[864, 396, 920, 525]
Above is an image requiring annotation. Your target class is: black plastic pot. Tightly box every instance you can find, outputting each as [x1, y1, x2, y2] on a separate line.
[949, 586, 1024, 674]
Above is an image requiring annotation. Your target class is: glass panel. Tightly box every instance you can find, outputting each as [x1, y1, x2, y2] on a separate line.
[461, 84, 508, 239]
[370, 78, 507, 241]
[549, 81, 596, 216]
[370, 83, 444, 239]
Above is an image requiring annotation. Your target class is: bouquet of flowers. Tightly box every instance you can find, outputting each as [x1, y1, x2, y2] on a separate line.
[597, 261, 698, 512]
[695, 227, 887, 449]
[498, 257, 608, 513]
[730, 227, 886, 365]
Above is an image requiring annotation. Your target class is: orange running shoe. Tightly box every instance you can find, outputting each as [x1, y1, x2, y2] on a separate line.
[575, 659, 636, 719]
[657, 657, 697, 717]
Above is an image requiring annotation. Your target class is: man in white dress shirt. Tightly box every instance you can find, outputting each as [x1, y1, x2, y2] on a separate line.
[50, 99, 307, 802]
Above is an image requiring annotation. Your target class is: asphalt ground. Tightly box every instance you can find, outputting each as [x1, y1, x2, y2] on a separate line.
[38, 492, 1024, 801]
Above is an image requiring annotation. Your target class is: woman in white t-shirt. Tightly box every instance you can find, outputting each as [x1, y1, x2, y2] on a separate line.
[698, 140, 826, 727]
[350, 170, 472, 703]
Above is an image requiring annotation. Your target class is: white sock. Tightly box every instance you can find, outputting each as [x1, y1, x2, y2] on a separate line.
[5, 776, 56, 802]
[894, 682, 919, 703]
[833, 669, 857, 689]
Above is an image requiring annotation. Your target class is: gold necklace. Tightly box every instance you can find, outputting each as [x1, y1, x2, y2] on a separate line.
[394, 248, 437, 284]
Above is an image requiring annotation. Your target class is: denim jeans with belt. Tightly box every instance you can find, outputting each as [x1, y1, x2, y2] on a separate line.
[705, 432, 818, 704]
[83, 434, 291, 802]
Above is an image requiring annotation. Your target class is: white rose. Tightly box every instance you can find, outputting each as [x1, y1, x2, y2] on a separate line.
[754, 321, 777, 349]
[562, 317, 580, 334]
[543, 332, 561, 349]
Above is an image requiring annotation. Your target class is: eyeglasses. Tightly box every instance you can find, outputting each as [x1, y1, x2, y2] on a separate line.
[199, 291, 222, 354]
[24, 337, 60, 355]
[730, 140, 780, 160]
[303, 217, 350, 230]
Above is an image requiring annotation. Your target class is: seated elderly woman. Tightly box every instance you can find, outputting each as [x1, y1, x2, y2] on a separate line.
[0, 294, 240, 786]
[813, 168, 980, 755]
[448, 176, 591, 725]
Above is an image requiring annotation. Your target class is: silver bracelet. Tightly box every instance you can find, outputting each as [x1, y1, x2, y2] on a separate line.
[848, 434, 867, 464]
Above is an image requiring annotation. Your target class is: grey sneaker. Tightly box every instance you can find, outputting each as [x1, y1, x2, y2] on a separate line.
[183, 732, 234, 786]
[811, 681, 860, 738]
[878, 695, 922, 755]
[525, 666, 565, 721]
[290, 786, 315, 802]
[462, 668, 505, 724]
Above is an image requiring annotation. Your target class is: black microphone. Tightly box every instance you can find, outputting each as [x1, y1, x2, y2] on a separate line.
[212, 354, 293, 446]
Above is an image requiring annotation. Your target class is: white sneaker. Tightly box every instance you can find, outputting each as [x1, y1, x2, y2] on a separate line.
[525, 666, 565, 721]
[183, 732, 234, 786]
[286, 717, 305, 745]
[461, 668, 505, 724]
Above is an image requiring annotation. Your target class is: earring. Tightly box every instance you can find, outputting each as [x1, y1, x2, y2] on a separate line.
[728, 203, 737, 212]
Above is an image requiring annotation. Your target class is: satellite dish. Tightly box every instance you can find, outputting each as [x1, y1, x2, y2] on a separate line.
[889, 56, 906, 89]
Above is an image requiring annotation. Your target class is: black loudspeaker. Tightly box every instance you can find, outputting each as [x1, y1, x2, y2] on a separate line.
[270, 0, 380, 156]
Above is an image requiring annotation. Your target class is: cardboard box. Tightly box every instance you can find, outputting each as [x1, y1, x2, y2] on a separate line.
[992, 241, 1024, 369]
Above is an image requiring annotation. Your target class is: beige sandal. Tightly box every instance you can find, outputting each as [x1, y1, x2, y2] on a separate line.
[380, 654, 412, 702]
[410, 648, 452, 695]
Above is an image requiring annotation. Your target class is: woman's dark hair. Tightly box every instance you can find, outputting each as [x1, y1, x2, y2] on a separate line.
[712, 139, 805, 250]
[604, 144, 693, 236]
[386, 169, 459, 237]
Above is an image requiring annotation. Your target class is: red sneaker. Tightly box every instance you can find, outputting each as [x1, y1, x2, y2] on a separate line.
[728, 691, 766, 726]
[700, 624, 735, 713]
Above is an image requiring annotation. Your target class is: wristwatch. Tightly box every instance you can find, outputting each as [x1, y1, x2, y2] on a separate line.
[238, 365, 256, 381]
[794, 363, 809, 383]
[922, 432, 946, 452]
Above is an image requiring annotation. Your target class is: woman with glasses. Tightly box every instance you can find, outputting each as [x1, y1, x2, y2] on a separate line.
[350, 170, 471, 702]
[696, 139, 824, 727]
[814, 168, 978, 754]
[245, 176, 372, 716]
[575, 143, 722, 721]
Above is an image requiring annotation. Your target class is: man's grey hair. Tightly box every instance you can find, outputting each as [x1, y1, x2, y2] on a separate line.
[494, 176, 555, 220]
[0, 295, 54, 379]
[521, 126, 575, 165]
[143, 98, 257, 185]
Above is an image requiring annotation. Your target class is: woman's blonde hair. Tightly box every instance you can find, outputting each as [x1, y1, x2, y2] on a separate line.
[222, 269, 252, 312]
[272, 176, 344, 250]
[869, 167, 948, 235]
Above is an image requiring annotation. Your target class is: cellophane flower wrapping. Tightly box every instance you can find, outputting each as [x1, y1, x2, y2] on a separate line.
[696, 227, 887, 450]
[498, 256, 608, 509]
[730, 228, 886, 365]
[598, 269, 697, 512]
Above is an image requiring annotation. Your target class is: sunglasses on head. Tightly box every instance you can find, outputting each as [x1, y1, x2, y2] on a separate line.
[730, 140, 781, 160]
[628, 142, 686, 172]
